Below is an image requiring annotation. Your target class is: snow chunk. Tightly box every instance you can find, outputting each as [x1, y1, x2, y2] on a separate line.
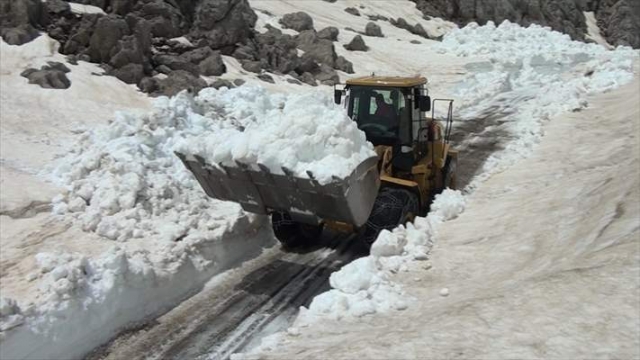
[175, 86, 375, 184]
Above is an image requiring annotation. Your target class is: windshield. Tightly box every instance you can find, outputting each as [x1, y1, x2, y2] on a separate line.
[347, 86, 411, 146]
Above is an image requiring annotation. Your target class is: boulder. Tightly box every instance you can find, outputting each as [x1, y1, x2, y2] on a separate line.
[335, 55, 354, 73]
[199, 52, 226, 76]
[312, 63, 339, 85]
[210, 78, 234, 89]
[279, 11, 314, 31]
[88, 15, 130, 63]
[62, 14, 101, 55]
[0, 0, 44, 45]
[365, 22, 383, 37]
[317, 26, 339, 41]
[20, 65, 71, 89]
[191, 0, 257, 49]
[299, 72, 317, 86]
[344, 7, 360, 16]
[343, 35, 368, 51]
[241, 60, 262, 73]
[257, 73, 275, 83]
[110, 63, 144, 84]
[286, 78, 302, 85]
[233, 78, 246, 86]
[153, 70, 207, 96]
[0, 25, 39, 45]
[296, 30, 337, 68]
[154, 54, 200, 75]
[594, 0, 640, 48]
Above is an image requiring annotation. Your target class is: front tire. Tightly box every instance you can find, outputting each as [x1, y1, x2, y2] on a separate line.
[361, 188, 419, 247]
[271, 211, 323, 248]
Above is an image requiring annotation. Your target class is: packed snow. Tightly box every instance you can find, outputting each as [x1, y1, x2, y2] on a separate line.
[175, 87, 375, 184]
[434, 20, 638, 190]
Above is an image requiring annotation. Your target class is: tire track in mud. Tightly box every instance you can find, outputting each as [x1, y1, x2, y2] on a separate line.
[88, 233, 364, 360]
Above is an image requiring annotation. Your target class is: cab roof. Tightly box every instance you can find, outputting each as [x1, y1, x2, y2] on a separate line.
[345, 76, 427, 87]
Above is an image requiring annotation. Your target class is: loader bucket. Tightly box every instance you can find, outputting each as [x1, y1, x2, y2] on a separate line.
[175, 153, 380, 228]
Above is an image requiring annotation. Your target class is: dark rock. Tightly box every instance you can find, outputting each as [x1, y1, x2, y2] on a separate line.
[296, 30, 337, 68]
[410, 39, 422, 44]
[62, 14, 100, 55]
[43, 61, 70, 73]
[88, 15, 130, 63]
[192, 0, 257, 49]
[344, 26, 357, 33]
[411, 0, 589, 42]
[0, 0, 44, 30]
[153, 70, 207, 96]
[343, 35, 368, 51]
[344, 7, 360, 16]
[257, 73, 275, 83]
[286, 78, 302, 85]
[67, 55, 78, 65]
[317, 26, 339, 41]
[594, 0, 640, 48]
[109, 35, 145, 68]
[139, 76, 158, 93]
[322, 0, 337, 2]
[0, 25, 39, 45]
[154, 54, 200, 75]
[199, 52, 226, 76]
[297, 53, 320, 73]
[365, 22, 383, 37]
[241, 60, 262, 73]
[299, 72, 317, 86]
[368, 14, 389, 21]
[20, 66, 71, 89]
[411, 23, 429, 38]
[110, 63, 144, 84]
[45, 0, 70, 15]
[155, 64, 172, 74]
[335, 55, 354, 73]
[233, 78, 246, 86]
[313, 63, 339, 85]
[232, 44, 256, 60]
[210, 78, 234, 89]
[279, 11, 314, 31]
[253, 27, 300, 74]
[181, 46, 214, 64]
[137, 1, 183, 38]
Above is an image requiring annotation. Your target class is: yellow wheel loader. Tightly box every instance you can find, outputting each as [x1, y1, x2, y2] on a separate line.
[175, 76, 458, 248]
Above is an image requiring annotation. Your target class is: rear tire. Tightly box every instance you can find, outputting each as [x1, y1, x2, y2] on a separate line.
[361, 188, 419, 247]
[271, 211, 323, 248]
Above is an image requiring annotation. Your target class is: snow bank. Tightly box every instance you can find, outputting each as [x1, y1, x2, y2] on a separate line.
[52, 86, 373, 243]
[434, 20, 638, 190]
[175, 87, 375, 184]
[293, 190, 465, 326]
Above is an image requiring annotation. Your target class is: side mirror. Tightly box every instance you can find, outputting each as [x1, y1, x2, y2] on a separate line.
[419, 95, 431, 112]
[334, 89, 342, 105]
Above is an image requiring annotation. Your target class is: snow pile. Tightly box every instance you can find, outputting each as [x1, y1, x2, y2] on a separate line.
[175, 87, 375, 184]
[434, 20, 638, 189]
[52, 86, 372, 242]
[293, 189, 465, 326]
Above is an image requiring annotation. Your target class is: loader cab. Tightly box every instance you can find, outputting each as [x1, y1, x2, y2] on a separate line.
[339, 76, 431, 147]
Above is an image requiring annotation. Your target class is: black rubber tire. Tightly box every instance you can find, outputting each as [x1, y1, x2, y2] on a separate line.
[443, 156, 457, 190]
[361, 188, 419, 247]
[271, 211, 323, 248]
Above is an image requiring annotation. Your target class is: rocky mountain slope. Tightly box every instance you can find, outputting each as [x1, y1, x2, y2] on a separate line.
[1, 0, 638, 97]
